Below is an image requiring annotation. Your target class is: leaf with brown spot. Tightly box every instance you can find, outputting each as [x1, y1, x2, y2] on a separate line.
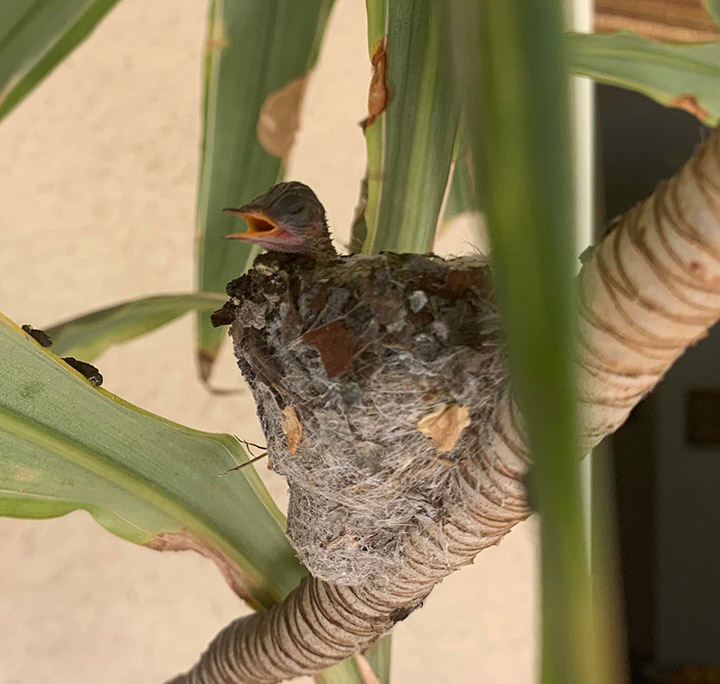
[363, 35, 389, 129]
[282, 406, 303, 455]
[146, 531, 261, 607]
[566, 32, 720, 127]
[0, 311, 303, 609]
[668, 94, 710, 122]
[195, 0, 336, 381]
[206, 13, 229, 51]
[257, 75, 309, 159]
[417, 403, 471, 452]
[358, 4, 460, 255]
[302, 321, 357, 378]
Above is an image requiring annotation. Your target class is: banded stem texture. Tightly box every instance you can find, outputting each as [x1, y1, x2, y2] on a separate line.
[172, 128, 720, 684]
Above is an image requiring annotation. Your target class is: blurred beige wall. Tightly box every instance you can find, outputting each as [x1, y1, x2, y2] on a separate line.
[0, 1, 537, 682]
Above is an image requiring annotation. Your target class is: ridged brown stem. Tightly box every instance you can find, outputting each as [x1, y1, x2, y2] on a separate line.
[171, 128, 720, 683]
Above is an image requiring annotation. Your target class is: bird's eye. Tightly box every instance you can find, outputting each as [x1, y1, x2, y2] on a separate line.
[289, 205, 305, 215]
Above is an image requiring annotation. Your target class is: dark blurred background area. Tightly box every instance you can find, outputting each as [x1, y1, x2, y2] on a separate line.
[598, 83, 720, 684]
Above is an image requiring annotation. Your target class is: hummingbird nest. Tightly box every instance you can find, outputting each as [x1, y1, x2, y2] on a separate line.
[213, 252, 508, 586]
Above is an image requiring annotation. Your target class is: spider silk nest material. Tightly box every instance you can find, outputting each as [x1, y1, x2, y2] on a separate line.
[214, 251, 509, 586]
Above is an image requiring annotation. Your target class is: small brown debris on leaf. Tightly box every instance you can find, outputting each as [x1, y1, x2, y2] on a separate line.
[257, 75, 308, 159]
[362, 35, 388, 129]
[22, 325, 53, 347]
[282, 406, 303, 455]
[62, 357, 103, 387]
[417, 403, 471, 453]
[302, 320, 356, 378]
[668, 95, 710, 122]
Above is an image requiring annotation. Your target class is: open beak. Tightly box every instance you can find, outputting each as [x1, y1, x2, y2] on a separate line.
[223, 204, 306, 251]
[223, 207, 282, 242]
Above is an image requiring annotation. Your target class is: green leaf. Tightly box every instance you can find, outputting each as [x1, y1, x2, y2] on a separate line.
[0, 0, 121, 122]
[359, 1, 459, 254]
[449, 1, 594, 683]
[0, 312, 305, 609]
[45, 293, 226, 361]
[5, 308, 391, 680]
[704, 0, 720, 28]
[363, 635, 392, 684]
[195, 0, 336, 382]
[567, 31, 720, 125]
[314, 661, 375, 684]
[441, 130, 480, 226]
[315, 636, 391, 684]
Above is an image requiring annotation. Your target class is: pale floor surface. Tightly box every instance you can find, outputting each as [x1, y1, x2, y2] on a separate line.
[0, 0, 537, 681]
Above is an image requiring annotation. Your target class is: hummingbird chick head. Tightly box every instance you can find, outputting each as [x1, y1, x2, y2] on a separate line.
[224, 181, 336, 258]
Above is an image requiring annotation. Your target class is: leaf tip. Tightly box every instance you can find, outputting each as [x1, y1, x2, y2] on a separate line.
[197, 349, 216, 383]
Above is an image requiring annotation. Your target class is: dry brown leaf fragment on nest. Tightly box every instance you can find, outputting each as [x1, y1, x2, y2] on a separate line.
[416, 403, 472, 453]
[282, 406, 303, 455]
[301, 320, 357, 378]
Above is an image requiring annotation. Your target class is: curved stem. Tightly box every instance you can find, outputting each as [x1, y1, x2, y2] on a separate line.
[171, 127, 720, 683]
